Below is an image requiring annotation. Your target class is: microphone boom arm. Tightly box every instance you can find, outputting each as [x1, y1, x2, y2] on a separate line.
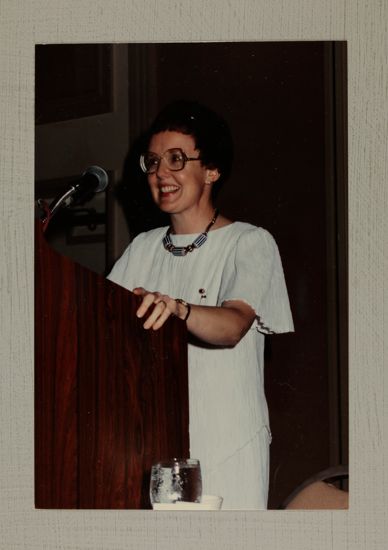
[37, 165, 109, 229]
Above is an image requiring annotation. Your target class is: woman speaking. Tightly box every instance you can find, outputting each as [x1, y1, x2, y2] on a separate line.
[108, 100, 294, 509]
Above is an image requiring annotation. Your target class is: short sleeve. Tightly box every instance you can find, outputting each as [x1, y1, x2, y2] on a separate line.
[218, 228, 294, 334]
[106, 243, 133, 291]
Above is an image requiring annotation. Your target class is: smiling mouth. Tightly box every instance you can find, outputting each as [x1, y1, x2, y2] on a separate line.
[159, 185, 179, 195]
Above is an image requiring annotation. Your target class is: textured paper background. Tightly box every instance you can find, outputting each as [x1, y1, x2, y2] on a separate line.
[0, 0, 386, 548]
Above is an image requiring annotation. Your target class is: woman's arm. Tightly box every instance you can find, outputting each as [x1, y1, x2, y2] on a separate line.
[133, 287, 256, 347]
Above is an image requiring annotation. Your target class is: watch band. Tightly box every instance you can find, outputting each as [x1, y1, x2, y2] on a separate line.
[175, 298, 191, 322]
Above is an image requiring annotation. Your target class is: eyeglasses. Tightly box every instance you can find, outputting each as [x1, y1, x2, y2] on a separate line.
[140, 148, 201, 174]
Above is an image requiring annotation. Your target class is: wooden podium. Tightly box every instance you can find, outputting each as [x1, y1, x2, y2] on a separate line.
[35, 222, 189, 509]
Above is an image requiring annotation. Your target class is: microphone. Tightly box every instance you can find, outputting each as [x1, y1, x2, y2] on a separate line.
[76, 165, 109, 194]
[47, 165, 109, 217]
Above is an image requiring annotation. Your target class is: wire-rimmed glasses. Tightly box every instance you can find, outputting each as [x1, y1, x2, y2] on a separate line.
[140, 148, 201, 174]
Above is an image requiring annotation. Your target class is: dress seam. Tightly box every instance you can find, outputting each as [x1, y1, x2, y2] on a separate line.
[207, 425, 271, 473]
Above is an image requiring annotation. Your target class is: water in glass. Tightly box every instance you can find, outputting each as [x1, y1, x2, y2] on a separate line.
[150, 458, 202, 504]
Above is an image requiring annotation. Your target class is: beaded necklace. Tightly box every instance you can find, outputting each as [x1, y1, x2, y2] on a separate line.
[162, 209, 219, 257]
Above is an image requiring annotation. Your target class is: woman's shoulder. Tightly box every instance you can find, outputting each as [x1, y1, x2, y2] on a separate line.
[130, 225, 168, 246]
[115, 226, 167, 262]
[228, 221, 276, 243]
[220, 222, 279, 262]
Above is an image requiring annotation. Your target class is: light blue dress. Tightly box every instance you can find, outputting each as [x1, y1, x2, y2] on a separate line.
[108, 222, 294, 509]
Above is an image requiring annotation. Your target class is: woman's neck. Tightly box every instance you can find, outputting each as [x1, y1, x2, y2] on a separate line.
[170, 209, 233, 235]
[170, 206, 217, 235]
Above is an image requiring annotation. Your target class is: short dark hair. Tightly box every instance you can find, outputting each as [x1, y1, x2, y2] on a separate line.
[145, 100, 233, 197]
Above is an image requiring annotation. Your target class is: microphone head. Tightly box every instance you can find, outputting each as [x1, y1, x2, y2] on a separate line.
[82, 165, 109, 192]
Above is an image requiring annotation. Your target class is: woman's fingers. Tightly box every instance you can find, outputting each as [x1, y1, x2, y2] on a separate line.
[142, 299, 172, 330]
[132, 287, 146, 296]
[134, 290, 176, 329]
[136, 291, 160, 318]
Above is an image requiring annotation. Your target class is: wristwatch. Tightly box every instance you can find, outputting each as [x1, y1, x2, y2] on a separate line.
[175, 298, 191, 322]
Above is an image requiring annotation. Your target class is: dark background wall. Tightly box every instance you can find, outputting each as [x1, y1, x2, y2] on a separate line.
[35, 41, 347, 508]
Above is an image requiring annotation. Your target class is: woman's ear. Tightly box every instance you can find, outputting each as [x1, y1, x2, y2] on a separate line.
[205, 168, 220, 184]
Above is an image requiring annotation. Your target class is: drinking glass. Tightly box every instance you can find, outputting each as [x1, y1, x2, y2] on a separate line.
[149, 458, 202, 505]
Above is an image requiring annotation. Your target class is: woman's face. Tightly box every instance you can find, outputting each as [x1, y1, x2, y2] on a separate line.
[146, 131, 218, 216]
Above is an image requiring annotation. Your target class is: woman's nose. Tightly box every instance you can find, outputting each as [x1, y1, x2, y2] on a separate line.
[156, 156, 170, 177]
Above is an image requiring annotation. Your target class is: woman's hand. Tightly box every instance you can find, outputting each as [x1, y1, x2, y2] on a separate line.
[133, 287, 187, 330]
[133, 287, 256, 347]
